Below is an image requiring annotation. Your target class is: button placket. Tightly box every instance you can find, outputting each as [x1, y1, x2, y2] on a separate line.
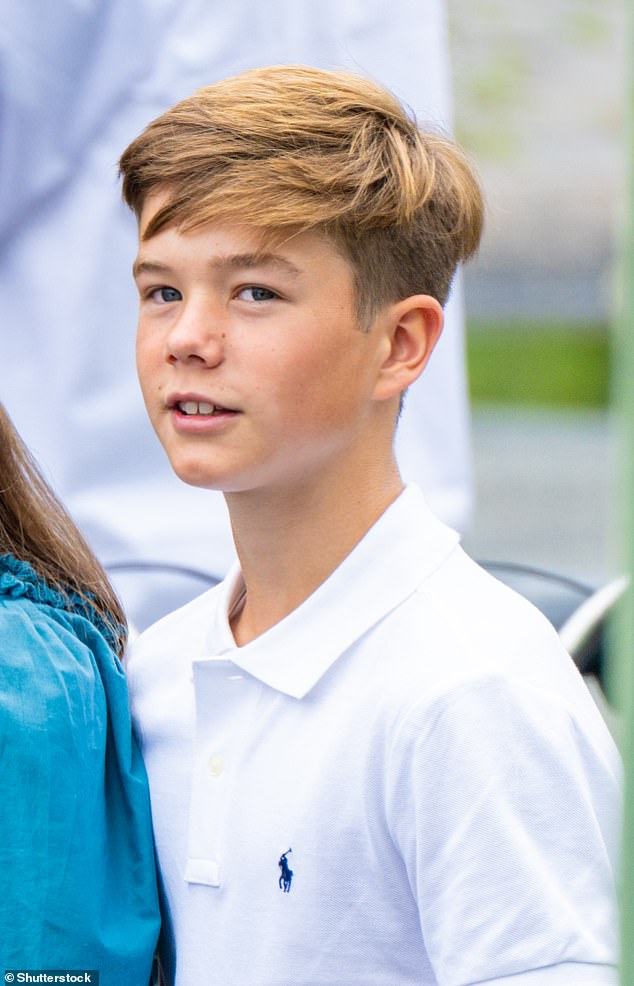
[186, 660, 255, 888]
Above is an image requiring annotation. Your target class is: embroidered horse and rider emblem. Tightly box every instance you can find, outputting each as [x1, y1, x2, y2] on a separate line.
[278, 848, 293, 892]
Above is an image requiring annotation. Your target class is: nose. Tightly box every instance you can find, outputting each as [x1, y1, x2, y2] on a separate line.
[165, 296, 226, 367]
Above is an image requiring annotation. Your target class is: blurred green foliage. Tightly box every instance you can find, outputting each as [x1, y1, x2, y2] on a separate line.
[466, 321, 611, 407]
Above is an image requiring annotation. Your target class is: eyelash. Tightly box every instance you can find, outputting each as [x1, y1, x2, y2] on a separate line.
[236, 286, 280, 302]
[148, 286, 182, 304]
[144, 284, 281, 305]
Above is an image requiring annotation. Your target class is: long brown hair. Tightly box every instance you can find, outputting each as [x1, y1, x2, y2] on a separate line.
[0, 404, 127, 656]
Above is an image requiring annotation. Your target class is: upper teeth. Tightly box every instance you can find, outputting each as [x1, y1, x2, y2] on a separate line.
[179, 401, 215, 415]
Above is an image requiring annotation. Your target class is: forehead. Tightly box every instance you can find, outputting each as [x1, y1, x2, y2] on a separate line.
[136, 191, 355, 282]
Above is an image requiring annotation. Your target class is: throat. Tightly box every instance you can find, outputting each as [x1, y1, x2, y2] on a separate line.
[224, 469, 405, 645]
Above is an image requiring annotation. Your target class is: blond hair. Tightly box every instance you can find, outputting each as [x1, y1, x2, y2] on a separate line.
[120, 64, 484, 323]
[0, 404, 127, 657]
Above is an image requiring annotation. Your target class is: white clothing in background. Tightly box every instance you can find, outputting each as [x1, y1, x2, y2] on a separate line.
[0, 0, 471, 627]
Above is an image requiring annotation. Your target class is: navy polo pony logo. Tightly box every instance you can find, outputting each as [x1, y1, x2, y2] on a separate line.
[278, 848, 293, 892]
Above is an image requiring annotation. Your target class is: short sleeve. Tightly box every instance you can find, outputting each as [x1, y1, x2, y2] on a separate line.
[385, 675, 620, 985]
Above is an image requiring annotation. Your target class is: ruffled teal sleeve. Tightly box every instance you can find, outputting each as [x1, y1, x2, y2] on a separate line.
[0, 554, 122, 652]
[0, 555, 160, 984]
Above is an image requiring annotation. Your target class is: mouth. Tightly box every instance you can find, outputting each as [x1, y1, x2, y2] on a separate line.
[168, 395, 240, 417]
[177, 400, 235, 417]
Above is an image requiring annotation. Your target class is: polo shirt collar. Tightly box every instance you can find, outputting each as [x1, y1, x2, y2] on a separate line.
[200, 485, 459, 699]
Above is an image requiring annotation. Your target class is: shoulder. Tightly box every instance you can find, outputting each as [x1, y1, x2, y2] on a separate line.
[0, 556, 128, 717]
[357, 546, 616, 761]
[0, 553, 121, 655]
[0, 592, 81, 665]
[0, 596, 110, 745]
[125, 581, 225, 742]
[126, 580, 224, 685]
[416, 544, 558, 643]
[383, 545, 574, 693]
[130, 581, 224, 657]
[389, 670, 615, 768]
[0, 588, 124, 689]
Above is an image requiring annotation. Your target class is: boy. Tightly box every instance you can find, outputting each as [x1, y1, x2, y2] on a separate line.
[121, 66, 620, 985]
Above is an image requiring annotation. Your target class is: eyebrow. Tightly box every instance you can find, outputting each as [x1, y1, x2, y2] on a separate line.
[132, 252, 302, 280]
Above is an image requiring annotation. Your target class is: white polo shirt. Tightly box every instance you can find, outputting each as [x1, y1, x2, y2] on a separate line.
[128, 486, 620, 986]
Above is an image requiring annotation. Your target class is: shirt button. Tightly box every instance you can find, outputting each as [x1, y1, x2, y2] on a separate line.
[207, 754, 225, 777]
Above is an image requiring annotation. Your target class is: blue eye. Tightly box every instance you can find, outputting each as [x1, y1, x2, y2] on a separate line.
[237, 286, 277, 302]
[151, 286, 182, 303]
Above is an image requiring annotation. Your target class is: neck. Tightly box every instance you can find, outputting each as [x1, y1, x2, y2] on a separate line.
[225, 456, 404, 646]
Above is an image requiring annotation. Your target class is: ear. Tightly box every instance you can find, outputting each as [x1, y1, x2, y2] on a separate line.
[372, 295, 444, 402]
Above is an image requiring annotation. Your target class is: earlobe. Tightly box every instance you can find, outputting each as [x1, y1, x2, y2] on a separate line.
[373, 295, 443, 402]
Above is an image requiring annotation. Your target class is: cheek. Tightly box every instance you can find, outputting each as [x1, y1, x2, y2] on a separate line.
[273, 339, 368, 427]
[136, 326, 160, 381]
[135, 335, 165, 418]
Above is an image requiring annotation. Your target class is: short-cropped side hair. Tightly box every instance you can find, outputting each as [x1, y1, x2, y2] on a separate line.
[120, 64, 484, 325]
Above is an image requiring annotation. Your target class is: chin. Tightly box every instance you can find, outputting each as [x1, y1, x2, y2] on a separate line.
[167, 448, 284, 494]
[177, 472, 228, 491]
[169, 458, 245, 492]
[169, 457, 221, 489]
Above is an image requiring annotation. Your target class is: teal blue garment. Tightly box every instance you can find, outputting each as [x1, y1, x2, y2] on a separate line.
[0, 555, 160, 984]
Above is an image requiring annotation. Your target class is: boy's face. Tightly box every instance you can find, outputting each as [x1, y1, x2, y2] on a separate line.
[133, 192, 395, 494]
